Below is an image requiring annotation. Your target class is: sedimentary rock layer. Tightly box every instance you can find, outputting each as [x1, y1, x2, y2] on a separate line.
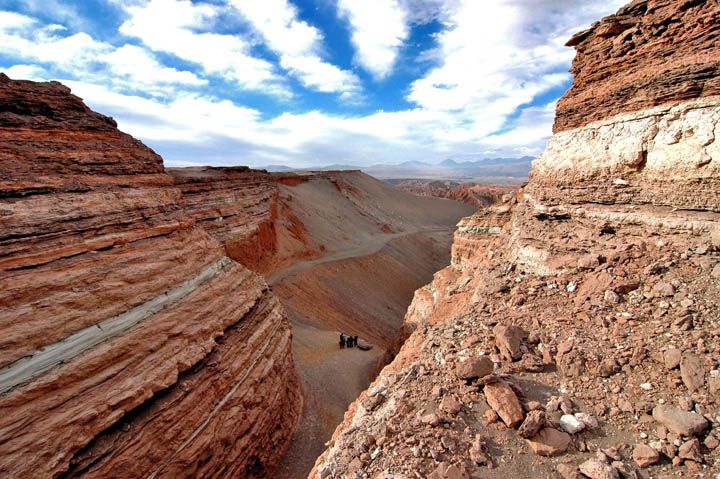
[531, 97, 720, 212]
[388, 180, 516, 208]
[0, 74, 301, 478]
[168, 167, 282, 272]
[555, 0, 720, 132]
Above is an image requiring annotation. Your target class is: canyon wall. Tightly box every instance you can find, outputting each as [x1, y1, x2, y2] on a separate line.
[0, 75, 301, 478]
[386, 180, 516, 208]
[312, 1, 720, 478]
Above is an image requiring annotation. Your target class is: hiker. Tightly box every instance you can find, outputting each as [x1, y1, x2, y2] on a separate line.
[346, 335, 353, 348]
[353, 336, 359, 347]
[339, 333, 346, 349]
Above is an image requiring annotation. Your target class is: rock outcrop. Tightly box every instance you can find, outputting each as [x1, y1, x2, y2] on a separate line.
[168, 166, 283, 273]
[311, 1, 720, 478]
[0, 74, 301, 478]
[387, 180, 517, 208]
[556, 0, 720, 132]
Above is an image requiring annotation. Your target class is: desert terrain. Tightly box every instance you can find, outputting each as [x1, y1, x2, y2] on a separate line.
[1, 0, 719, 478]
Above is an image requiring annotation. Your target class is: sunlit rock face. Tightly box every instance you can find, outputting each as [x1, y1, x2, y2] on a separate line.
[0, 74, 301, 478]
[555, 0, 720, 133]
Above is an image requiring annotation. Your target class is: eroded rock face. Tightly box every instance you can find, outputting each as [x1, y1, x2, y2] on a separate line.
[168, 166, 282, 272]
[310, 1, 720, 478]
[0, 74, 301, 478]
[531, 98, 720, 212]
[555, 0, 720, 132]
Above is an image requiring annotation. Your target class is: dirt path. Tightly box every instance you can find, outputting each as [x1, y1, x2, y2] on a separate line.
[269, 228, 456, 478]
[266, 227, 450, 286]
[272, 323, 384, 479]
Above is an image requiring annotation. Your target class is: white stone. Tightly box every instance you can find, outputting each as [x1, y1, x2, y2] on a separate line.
[560, 414, 586, 434]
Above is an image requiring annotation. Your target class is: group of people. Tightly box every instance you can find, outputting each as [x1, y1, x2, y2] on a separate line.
[339, 333, 358, 349]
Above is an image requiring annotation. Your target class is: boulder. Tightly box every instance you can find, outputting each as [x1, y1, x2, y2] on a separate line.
[518, 410, 546, 439]
[652, 405, 708, 436]
[663, 348, 682, 370]
[439, 396, 461, 416]
[483, 381, 524, 428]
[455, 356, 493, 380]
[559, 414, 585, 434]
[679, 353, 705, 392]
[556, 463, 581, 479]
[632, 444, 660, 467]
[493, 324, 526, 361]
[526, 428, 571, 456]
[578, 459, 619, 479]
[428, 462, 467, 479]
[652, 282, 676, 297]
[678, 438, 703, 463]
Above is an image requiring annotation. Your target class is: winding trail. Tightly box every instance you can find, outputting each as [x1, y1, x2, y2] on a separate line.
[269, 227, 456, 479]
[266, 227, 451, 287]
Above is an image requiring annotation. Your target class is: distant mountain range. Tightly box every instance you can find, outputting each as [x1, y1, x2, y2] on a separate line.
[257, 156, 534, 185]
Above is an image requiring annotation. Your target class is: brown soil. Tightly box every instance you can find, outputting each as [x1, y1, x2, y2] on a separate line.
[270, 230, 457, 478]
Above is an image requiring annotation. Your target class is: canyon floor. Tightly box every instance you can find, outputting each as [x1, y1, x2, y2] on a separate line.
[262, 176, 474, 478]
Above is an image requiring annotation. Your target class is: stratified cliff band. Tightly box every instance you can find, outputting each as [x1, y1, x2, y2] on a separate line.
[0, 74, 301, 478]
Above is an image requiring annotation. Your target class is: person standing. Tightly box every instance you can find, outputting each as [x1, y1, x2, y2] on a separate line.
[339, 333, 346, 349]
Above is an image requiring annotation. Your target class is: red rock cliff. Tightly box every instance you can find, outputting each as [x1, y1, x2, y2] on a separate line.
[168, 167, 327, 275]
[0, 74, 301, 478]
[532, 0, 720, 212]
[555, 0, 720, 132]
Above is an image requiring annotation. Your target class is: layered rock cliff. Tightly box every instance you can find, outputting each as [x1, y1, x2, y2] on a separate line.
[0, 75, 301, 478]
[387, 180, 517, 209]
[311, 1, 720, 478]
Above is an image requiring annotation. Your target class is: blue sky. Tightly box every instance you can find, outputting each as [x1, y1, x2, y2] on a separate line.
[0, 0, 625, 168]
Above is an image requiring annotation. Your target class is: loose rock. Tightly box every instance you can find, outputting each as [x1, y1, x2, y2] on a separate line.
[518, 410, 546, 439]
[493, 324, 526, 361]
[526, 428, 571, 457]
[559, 414, 585, 434]
[678, 438, 703, 463]
[652, 405, 709, 437]
[679, 353, 705, 392]
[578, 458, 620, 479]
[456, 356, 494, 380]
[483, 381, 524, 428]
[632, 444, 660, 467]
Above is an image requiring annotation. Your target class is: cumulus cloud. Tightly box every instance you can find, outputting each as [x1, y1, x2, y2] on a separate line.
[119, 0, 290, 96]
[337, 0, 409, 79]
[0, 9, 206, 98]
[0, 11, 111, 70]
[230, 0, 361, 97]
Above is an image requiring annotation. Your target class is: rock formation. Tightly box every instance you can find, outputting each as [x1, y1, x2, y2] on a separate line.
[311, 1, 720, 477]
[168, 166, 283, 273]
[0, 74, 301, 478]
[386, 180, 517, 208]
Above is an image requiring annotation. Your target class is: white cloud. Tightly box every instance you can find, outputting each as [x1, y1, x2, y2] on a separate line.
[14, 0, 86, 29]
[1, 0, 629, 168]
[103, 44, 206, 89]
[2, 63, 47, 80]
[0, 11, 111, 70]
[404, 0, 627, 151]
[337, 0, 409, 79]
[0, 10, 208, 98]
[119, 0, 289, 96]
[229, 0, 360, 97]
